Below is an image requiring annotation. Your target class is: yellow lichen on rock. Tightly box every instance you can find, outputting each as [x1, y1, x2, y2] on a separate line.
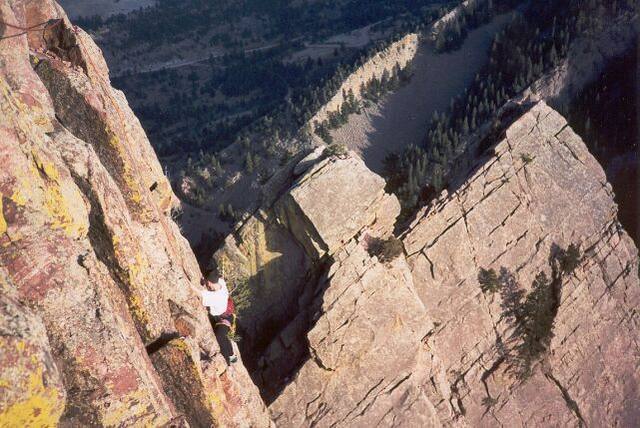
[108, 134, 144, 204]
[0, 354, 64, 428]
[0, 371, 63, 428]
[10, 190, 27, 207]
[112, 240, 153, 332]
[27, 149, 89, 238]
[100, 388, 168, 428]
[0, 196, 7, 235]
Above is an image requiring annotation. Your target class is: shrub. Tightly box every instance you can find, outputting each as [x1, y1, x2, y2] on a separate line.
[367, 236, 404, 263]
[478, 268, 500, 293]
[227, 330, 242, 343]
[521, 153, 533, 164]
[558, 243, 581, 274]
[323, 143, 348, 158]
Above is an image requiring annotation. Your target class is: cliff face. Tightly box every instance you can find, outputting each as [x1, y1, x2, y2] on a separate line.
[0, 1, 270, 426]
[402, 101, 639, 426]
[2, 1, 638, 426]
[221, 102, 639, 426]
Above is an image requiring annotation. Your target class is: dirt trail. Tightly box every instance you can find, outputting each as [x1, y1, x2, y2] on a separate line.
[332, 13, 513, 173]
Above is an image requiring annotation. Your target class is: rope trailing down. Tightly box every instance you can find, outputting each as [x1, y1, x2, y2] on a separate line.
[0, 18, 61, 41]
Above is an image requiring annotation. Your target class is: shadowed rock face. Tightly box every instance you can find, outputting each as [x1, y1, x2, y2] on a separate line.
[239, 102, 639, 426]
[0, 1, 270, 426]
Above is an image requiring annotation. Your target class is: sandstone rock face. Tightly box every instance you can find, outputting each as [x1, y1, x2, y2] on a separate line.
[0, 271, 66, 427]
[276, 155, 400, 259]
[402, 101, 640, 426]
[244, 101, 639, 426]
[214, 152, 401, 386]
[0, 1, 270, 426]
[269, 242, 438, 427]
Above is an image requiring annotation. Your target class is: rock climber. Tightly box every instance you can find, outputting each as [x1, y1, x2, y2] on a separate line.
[201, 275, 238, 364]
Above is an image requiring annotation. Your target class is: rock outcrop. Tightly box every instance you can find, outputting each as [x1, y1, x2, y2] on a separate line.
[0, 1, 270, 426]
[213, 150, 400, 386]
[226, 101, 639, 426]
[2, 0, 638, 425]
[309, 33, 418, 128]
[403, 101, 639, 426]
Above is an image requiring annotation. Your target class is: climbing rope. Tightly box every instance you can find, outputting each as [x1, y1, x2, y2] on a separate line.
[0, 18, 61, 41]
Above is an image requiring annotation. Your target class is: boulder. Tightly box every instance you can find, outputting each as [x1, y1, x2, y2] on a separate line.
[276, 155, 400, 259]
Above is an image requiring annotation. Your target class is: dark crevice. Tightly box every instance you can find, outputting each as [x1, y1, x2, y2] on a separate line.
[145, 332, 181, 355]
[545, 371, 587, 427]
[387, 373, 412, 395]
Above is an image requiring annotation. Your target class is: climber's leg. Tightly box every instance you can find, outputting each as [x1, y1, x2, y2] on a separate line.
[213, 321, 235, 364]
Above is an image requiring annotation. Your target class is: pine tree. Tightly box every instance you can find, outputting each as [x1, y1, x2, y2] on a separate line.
[245, 152, 254, 173]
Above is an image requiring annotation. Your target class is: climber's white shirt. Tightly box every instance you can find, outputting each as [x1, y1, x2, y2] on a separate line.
[202, 282, 229, 316]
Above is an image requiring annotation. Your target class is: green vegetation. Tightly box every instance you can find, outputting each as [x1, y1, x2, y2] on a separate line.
[478, 267, 500, 293]
[383, 0, 633, 221]
[482, 243, 583, 379]
[229, 276, 254, 315]
[80, 0, 450, 47]
[90, 1, 452, 157]
[367, 236, 405, 263]
[520, 153, 533, 164]
[218, 203, 238, 223]
[563, 45, 638, 244]
[323, 143, 349, 158]
[434, 0, 521, 53]
[313, 62, 414, 144]
[227, 330, 243, 343]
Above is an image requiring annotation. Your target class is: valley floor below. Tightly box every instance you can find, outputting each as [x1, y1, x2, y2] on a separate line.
[332, 13, 513, 173]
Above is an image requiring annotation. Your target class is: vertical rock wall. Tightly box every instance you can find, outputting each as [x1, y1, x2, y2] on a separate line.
[0, 1, 271, 426]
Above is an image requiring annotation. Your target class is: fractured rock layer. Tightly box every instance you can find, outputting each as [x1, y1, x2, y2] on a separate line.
[404, 101, 640, 426]
[260, 102, 639, 426]
[214, 151, 401, 390]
